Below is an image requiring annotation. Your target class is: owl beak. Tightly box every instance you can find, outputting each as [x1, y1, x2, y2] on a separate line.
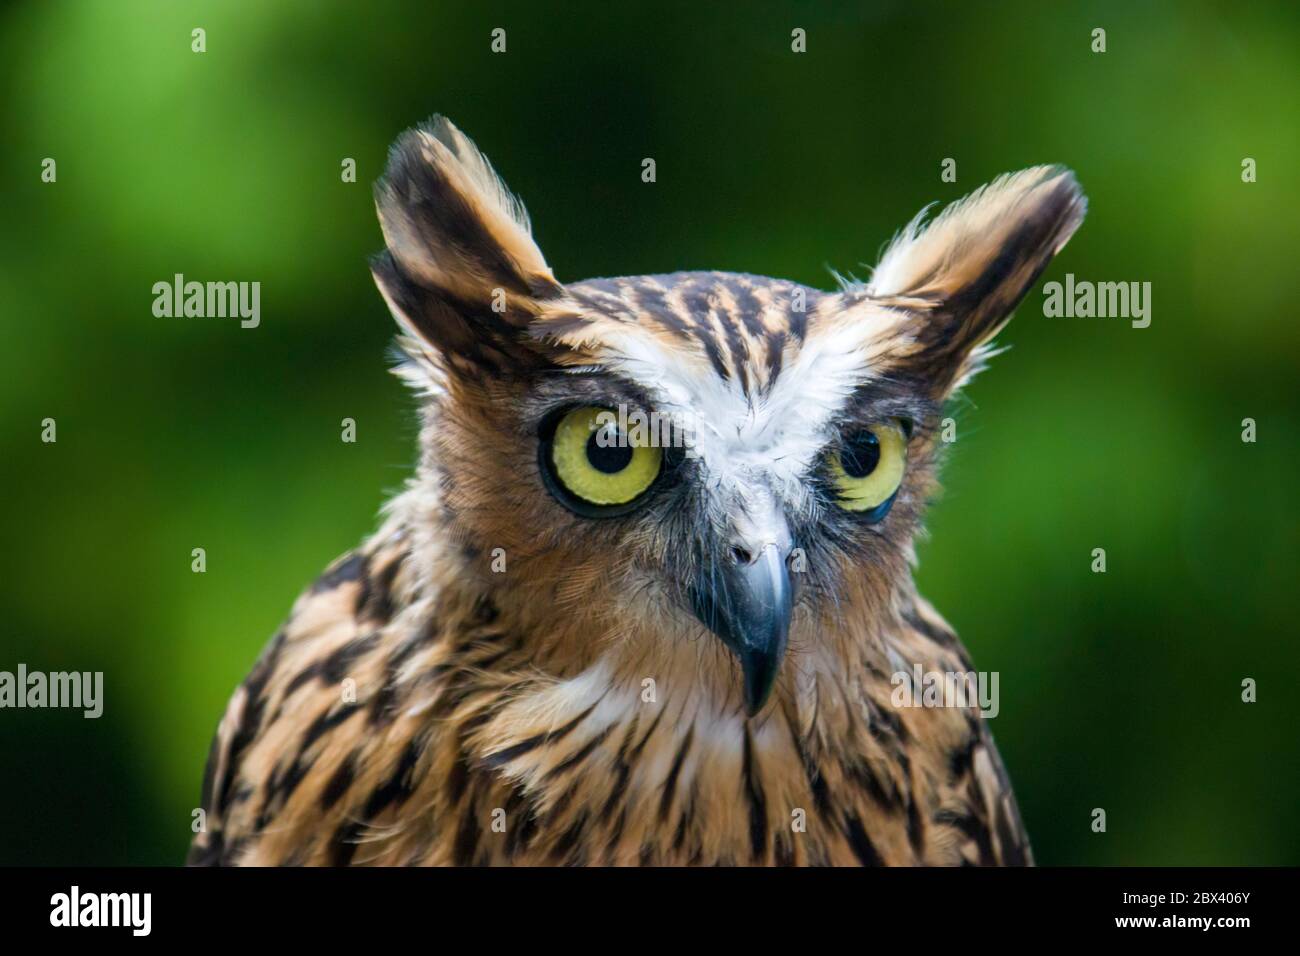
[689, 540, 793, 717]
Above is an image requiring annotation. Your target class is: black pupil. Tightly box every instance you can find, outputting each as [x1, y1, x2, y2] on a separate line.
[841, 432, 880, 478]
[586, 427, 633, 474]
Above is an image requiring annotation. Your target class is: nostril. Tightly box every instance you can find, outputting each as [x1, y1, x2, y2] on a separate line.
[729, 545, 752, 566]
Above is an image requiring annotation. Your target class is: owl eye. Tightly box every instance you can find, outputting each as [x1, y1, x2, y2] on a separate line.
[540, 406, 664, 516]
[829, 420, 908, 518]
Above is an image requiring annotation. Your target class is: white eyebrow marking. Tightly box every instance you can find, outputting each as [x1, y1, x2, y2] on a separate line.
[585, 300, 907, 505]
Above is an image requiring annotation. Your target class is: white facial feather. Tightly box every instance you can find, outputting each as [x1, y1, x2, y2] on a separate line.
[585, 305, 903, 511]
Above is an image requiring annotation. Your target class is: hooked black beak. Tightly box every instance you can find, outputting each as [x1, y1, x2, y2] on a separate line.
[689, 540, 794, 716]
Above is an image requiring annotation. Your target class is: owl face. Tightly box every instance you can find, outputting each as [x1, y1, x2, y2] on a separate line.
[372, 117, 1085, 715]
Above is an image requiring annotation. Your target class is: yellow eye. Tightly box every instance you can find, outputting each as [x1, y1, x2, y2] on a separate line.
[543, 406, 663, 514]
[829, 421, 907, 515]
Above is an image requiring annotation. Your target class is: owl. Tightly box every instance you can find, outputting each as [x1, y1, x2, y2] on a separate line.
[189, 117, 1084, 866]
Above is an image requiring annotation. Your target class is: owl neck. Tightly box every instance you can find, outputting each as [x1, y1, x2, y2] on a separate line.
[380, 501, 975, 864]
[401, 507, 937, 750]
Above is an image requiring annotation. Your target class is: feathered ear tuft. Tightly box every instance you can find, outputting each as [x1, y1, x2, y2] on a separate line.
[370, 116, 563, 378]
[864, 165, 1086, 394]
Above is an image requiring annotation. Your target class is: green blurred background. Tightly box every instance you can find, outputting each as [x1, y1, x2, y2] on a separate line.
[1, 0, 1296, 866]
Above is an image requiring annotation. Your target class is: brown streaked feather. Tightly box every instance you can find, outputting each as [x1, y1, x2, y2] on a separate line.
[190, 529, 1031, 866]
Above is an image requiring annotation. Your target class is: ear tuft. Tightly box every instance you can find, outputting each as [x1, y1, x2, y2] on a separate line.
[373, 115, 558, 304]
[370, 117, 567, 379]
[864, 166, 1086, 394]
[868, 166, 1085, 304]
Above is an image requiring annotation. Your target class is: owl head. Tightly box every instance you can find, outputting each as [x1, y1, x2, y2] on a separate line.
[371, 117, 1085, 717]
